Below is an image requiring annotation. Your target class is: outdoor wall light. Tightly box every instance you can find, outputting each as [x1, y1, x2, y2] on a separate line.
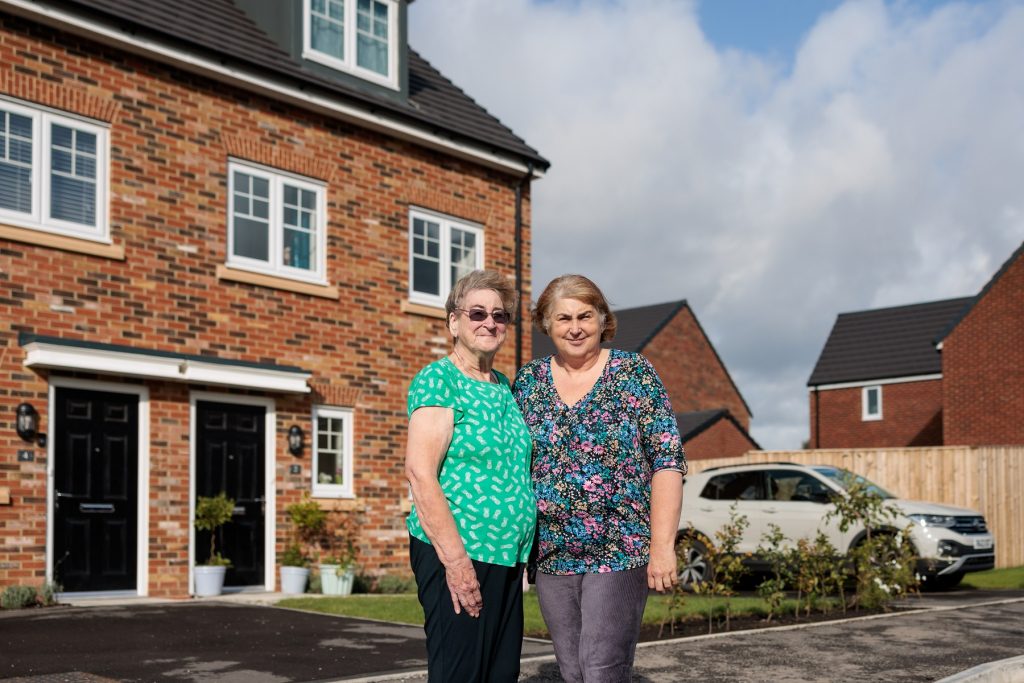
[287, 425, 304, 456]
[16, 403, 39, 443]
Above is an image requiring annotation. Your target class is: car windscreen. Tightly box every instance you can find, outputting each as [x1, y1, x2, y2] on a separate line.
[812, 466, 895, 499]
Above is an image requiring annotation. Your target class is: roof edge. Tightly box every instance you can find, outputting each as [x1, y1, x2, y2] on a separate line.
[937, 240, 1024, 344]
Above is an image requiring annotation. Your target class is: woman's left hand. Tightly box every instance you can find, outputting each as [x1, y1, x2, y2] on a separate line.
[647, 543, 678, 592]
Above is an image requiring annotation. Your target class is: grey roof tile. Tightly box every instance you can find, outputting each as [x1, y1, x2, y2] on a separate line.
[807, 297, 974, 386]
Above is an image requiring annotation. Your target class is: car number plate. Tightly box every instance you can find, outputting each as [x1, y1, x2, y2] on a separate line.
[974, 537, 993, 550]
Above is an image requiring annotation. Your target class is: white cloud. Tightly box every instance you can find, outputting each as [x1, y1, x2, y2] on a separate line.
[410, 0, 1024, 449]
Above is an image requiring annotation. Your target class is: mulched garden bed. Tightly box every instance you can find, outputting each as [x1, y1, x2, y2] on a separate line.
[639, 606, 896, 641]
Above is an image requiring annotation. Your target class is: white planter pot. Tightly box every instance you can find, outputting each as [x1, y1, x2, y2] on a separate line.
[194, 565, 227, 597]
[280, 566, 310, 595]
[319, 564, 355, 596]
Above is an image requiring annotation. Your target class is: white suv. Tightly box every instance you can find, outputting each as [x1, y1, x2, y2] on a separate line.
[677, 462, 995, 589]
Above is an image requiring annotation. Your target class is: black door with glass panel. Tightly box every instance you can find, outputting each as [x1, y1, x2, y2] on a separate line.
[196, 401, 265, 587]
[53, 388, 139, 593]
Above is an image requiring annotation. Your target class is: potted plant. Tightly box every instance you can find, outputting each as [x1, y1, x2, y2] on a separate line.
[319, 515, 358, 596]
[194, 492, 234, 597]
[280, 495, 326, 594]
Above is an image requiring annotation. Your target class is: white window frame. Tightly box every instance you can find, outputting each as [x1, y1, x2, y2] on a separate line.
[226, 159, 327, 284]
[408, 207, 484, 309]
[862, 385, 882, 421]
[0, 97, 109, 242]
[302, 0, 399, 90]
[312, 405, 355, 499]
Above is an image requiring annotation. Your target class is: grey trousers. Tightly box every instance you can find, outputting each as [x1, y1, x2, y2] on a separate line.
[535, 565, 649, 683]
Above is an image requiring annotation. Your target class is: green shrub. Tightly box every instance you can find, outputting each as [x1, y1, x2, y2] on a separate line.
[373, 574, 417, 594]
[2, 585, 39, 609]
[195, 492, 235, 567]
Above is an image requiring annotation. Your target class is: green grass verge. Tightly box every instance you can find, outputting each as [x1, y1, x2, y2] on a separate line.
[961, 566, 1024, 590]
[278, 591, 832, 637]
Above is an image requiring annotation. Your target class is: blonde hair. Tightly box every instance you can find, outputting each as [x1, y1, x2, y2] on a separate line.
[532, 274, 616, 342]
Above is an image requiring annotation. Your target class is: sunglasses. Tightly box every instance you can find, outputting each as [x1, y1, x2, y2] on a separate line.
[456, 308, 512, 325]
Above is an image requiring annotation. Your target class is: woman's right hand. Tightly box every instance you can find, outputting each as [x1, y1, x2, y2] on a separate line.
[445, 556, 482, 617]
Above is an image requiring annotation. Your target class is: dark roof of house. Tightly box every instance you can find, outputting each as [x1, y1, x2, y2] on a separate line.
[807, 297, 975, 386]
[937, 240, 1024, 343]
[42, 0, 548, 169]
[675, 409, 761, 449]
[531, 299, 752, 416]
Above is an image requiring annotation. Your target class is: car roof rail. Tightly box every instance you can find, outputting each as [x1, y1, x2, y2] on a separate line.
[697, 460, 803, 474]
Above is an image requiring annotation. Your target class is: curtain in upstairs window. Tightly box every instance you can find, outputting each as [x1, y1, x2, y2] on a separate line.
[312, 0, 345, 60]
[50, 124, 97, 226]
[356, 0, 389, 76]
[450, 227, 477, 287]
[0, 110, 33, 215]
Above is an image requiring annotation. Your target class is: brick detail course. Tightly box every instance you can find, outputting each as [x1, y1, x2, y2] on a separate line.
[642, 306, 751, 430]
[1, 69, 119, 122]
[0, 18, 531, 592]
[683, 417, 757, 461]
[943, 250, 1024, 445]
[809, 380, 943, 449]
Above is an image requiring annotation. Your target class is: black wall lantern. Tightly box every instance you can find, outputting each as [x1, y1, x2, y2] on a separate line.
[16, 403, 39, 443]
[287, 425, 304, 456]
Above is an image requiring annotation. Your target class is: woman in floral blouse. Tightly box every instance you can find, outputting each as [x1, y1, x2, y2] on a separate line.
[513, 274, 686, 683]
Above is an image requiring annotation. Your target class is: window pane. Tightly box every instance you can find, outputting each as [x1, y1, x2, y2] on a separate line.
[356, 0, 389, 75]
[284, 228, 311, 270]
[233, 216, 269, 261]
[0, 111, 33, 214]
[51, 174, 95, 225]
[51, 124, 72, 149]
[311, 1, 344, 60]
[450, 227, 477, 284]
[412, 256, 440, 296]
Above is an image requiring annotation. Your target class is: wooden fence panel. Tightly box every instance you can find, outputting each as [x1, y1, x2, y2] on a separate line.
[685, 446, 1024, 569]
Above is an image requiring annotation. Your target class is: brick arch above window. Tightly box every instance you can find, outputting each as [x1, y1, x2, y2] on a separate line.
[0, 73, 119, 123]
[311, 385, 361, 408]
[219, 133, 335, 183]
[404, 186, 493, 226]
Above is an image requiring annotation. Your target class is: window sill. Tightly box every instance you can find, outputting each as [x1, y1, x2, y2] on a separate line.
[216, 265, 339, 299]
[0, 223, 124, 260]
[401, 300, 447, 319]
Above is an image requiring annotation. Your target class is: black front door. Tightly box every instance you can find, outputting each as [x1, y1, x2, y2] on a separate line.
[54, 387, 139, 592]
[196, 401, 265, 587]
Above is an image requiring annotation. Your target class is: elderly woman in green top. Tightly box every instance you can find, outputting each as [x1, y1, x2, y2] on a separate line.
[404, 269, 536, 683]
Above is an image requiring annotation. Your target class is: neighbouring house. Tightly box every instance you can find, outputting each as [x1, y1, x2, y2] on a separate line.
[0, 0, 548, 598]
[533, 300, 758, 460]
[808, 240, 1024, 449]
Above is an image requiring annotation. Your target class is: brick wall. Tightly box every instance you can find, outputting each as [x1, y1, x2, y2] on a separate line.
[683, 417, 757, 461]
[809, 380, 943, 449]
[943, 247, 1024, 445]
[0, 16, 531, 593]
[643, 305, 751, 429]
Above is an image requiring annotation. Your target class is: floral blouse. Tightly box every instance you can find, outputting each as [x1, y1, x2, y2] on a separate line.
[513, 349, 687, 575]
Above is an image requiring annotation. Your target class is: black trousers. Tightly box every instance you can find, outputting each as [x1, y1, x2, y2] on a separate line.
[409, 535, 525, 683]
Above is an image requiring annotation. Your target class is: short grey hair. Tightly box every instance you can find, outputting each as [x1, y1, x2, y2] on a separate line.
[445, 269, 518, 322]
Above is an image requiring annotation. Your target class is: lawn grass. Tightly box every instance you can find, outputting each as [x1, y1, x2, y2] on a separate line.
[961, 566, 1024, 590]
[278, 591, 827, 637]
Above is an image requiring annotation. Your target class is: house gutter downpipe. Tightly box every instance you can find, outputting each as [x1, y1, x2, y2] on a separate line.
[514, 163, 533, 371]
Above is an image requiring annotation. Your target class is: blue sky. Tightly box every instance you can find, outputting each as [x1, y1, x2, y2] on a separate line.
[410, 1, 1024, 450]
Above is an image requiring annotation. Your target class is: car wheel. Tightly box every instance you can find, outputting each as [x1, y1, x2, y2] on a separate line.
[676, 532, 714, 589]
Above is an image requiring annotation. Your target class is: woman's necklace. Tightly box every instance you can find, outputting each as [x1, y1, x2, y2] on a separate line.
[451, 346, 494, 383]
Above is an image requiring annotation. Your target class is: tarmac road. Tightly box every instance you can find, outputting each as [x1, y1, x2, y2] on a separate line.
[1, 590, 1021, 682]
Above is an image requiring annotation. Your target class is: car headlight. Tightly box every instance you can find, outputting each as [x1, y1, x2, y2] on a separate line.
[907, 514, 957, 528]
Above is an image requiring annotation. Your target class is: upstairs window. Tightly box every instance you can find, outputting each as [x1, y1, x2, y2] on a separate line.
[0, 99, 108, 241]
[227, 160, 326, 283]
[312, 406, 354, 498]
[862, 385, 882, 421]
[408, 208, 483, 309]
[304, 0, 398, 89]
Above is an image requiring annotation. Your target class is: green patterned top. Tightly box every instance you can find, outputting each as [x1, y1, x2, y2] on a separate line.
[406, 357, 536, 567]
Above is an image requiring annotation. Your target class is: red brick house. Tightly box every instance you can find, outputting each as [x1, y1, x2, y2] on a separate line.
[808, 241, 1024, 448]
[533, 300, 758, 460]
[0, 0, 548, 598]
